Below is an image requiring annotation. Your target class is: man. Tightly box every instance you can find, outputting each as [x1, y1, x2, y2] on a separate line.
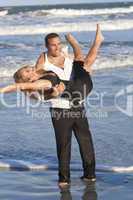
[35, 24, 104, 187]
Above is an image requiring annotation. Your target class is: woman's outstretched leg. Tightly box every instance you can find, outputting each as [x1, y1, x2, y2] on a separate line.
[65, 33, 84, 61]
[84, 24, 104, 73]
[65, 24, 104, 73]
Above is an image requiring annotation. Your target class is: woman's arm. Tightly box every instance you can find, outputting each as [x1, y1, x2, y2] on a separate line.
[0, 84, 19, 93]
[0, 80, 52, 94]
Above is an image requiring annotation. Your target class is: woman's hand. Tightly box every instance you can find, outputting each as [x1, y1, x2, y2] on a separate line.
[0, 85, 17, 93]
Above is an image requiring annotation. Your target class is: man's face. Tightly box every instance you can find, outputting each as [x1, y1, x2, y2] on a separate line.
[47, 37, 62, 57]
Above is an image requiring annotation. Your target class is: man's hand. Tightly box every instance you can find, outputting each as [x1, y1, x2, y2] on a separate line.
[52, 82, 66, 97]
[56, 82, 66, 94]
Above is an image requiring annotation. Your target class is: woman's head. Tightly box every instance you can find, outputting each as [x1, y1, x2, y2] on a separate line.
[13, 65, 37, 83]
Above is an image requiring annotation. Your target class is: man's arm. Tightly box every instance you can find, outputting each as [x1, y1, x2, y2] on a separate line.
[35, 53, 45, 71]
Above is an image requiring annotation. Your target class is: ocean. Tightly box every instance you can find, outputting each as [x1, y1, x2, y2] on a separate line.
[0, 2, 133, 199]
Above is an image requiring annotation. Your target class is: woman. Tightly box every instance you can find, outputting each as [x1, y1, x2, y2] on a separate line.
[0, 65, 63, 98]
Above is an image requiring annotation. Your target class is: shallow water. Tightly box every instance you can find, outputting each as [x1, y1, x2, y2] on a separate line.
[0, 170, 133, 200]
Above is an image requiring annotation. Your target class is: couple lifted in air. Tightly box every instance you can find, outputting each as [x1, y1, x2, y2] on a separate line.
[0, 24, 104, 188]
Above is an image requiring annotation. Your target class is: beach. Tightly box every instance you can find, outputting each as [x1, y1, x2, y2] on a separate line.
[0, 1, 133, 199]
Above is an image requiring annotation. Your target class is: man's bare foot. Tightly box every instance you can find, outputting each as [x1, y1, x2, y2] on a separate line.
[58, 182, 70, 188]
[95, 24, 104, 45]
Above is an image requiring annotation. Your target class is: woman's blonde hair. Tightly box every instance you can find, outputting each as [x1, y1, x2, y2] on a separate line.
[13, 66, 46, 83]
[13, 65, 30, 83]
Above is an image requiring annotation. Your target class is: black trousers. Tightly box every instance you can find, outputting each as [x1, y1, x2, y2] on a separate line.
[50, 106, 95, 183]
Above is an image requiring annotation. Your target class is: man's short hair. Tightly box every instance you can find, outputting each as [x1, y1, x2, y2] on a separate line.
[45, 33, 60, 46]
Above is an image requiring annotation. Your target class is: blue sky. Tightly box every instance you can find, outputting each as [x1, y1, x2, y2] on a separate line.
[0, 0, 133, 6]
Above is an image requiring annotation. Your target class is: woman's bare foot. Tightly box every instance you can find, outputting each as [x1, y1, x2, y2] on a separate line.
[95, 24, 104, 45]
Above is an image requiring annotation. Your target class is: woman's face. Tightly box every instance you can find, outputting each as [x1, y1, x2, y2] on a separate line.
[21, 67, 39, 82]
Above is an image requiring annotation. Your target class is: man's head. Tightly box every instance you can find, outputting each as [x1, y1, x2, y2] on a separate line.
[45, 33, 62, 57]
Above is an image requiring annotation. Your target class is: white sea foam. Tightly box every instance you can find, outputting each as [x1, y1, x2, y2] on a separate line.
[0, 159, 48, 170]
[0, 68, 17, 78]
[0, 10, 8, 17]
[0, 159, 133, 172]
[16, 6, 133, 17]
[93, 55, 133, 70]
[0, 56, 34, 78]
[0, 55, 132, 78]
[0, 19, 133, 36]
[0, 42, 34, 50]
